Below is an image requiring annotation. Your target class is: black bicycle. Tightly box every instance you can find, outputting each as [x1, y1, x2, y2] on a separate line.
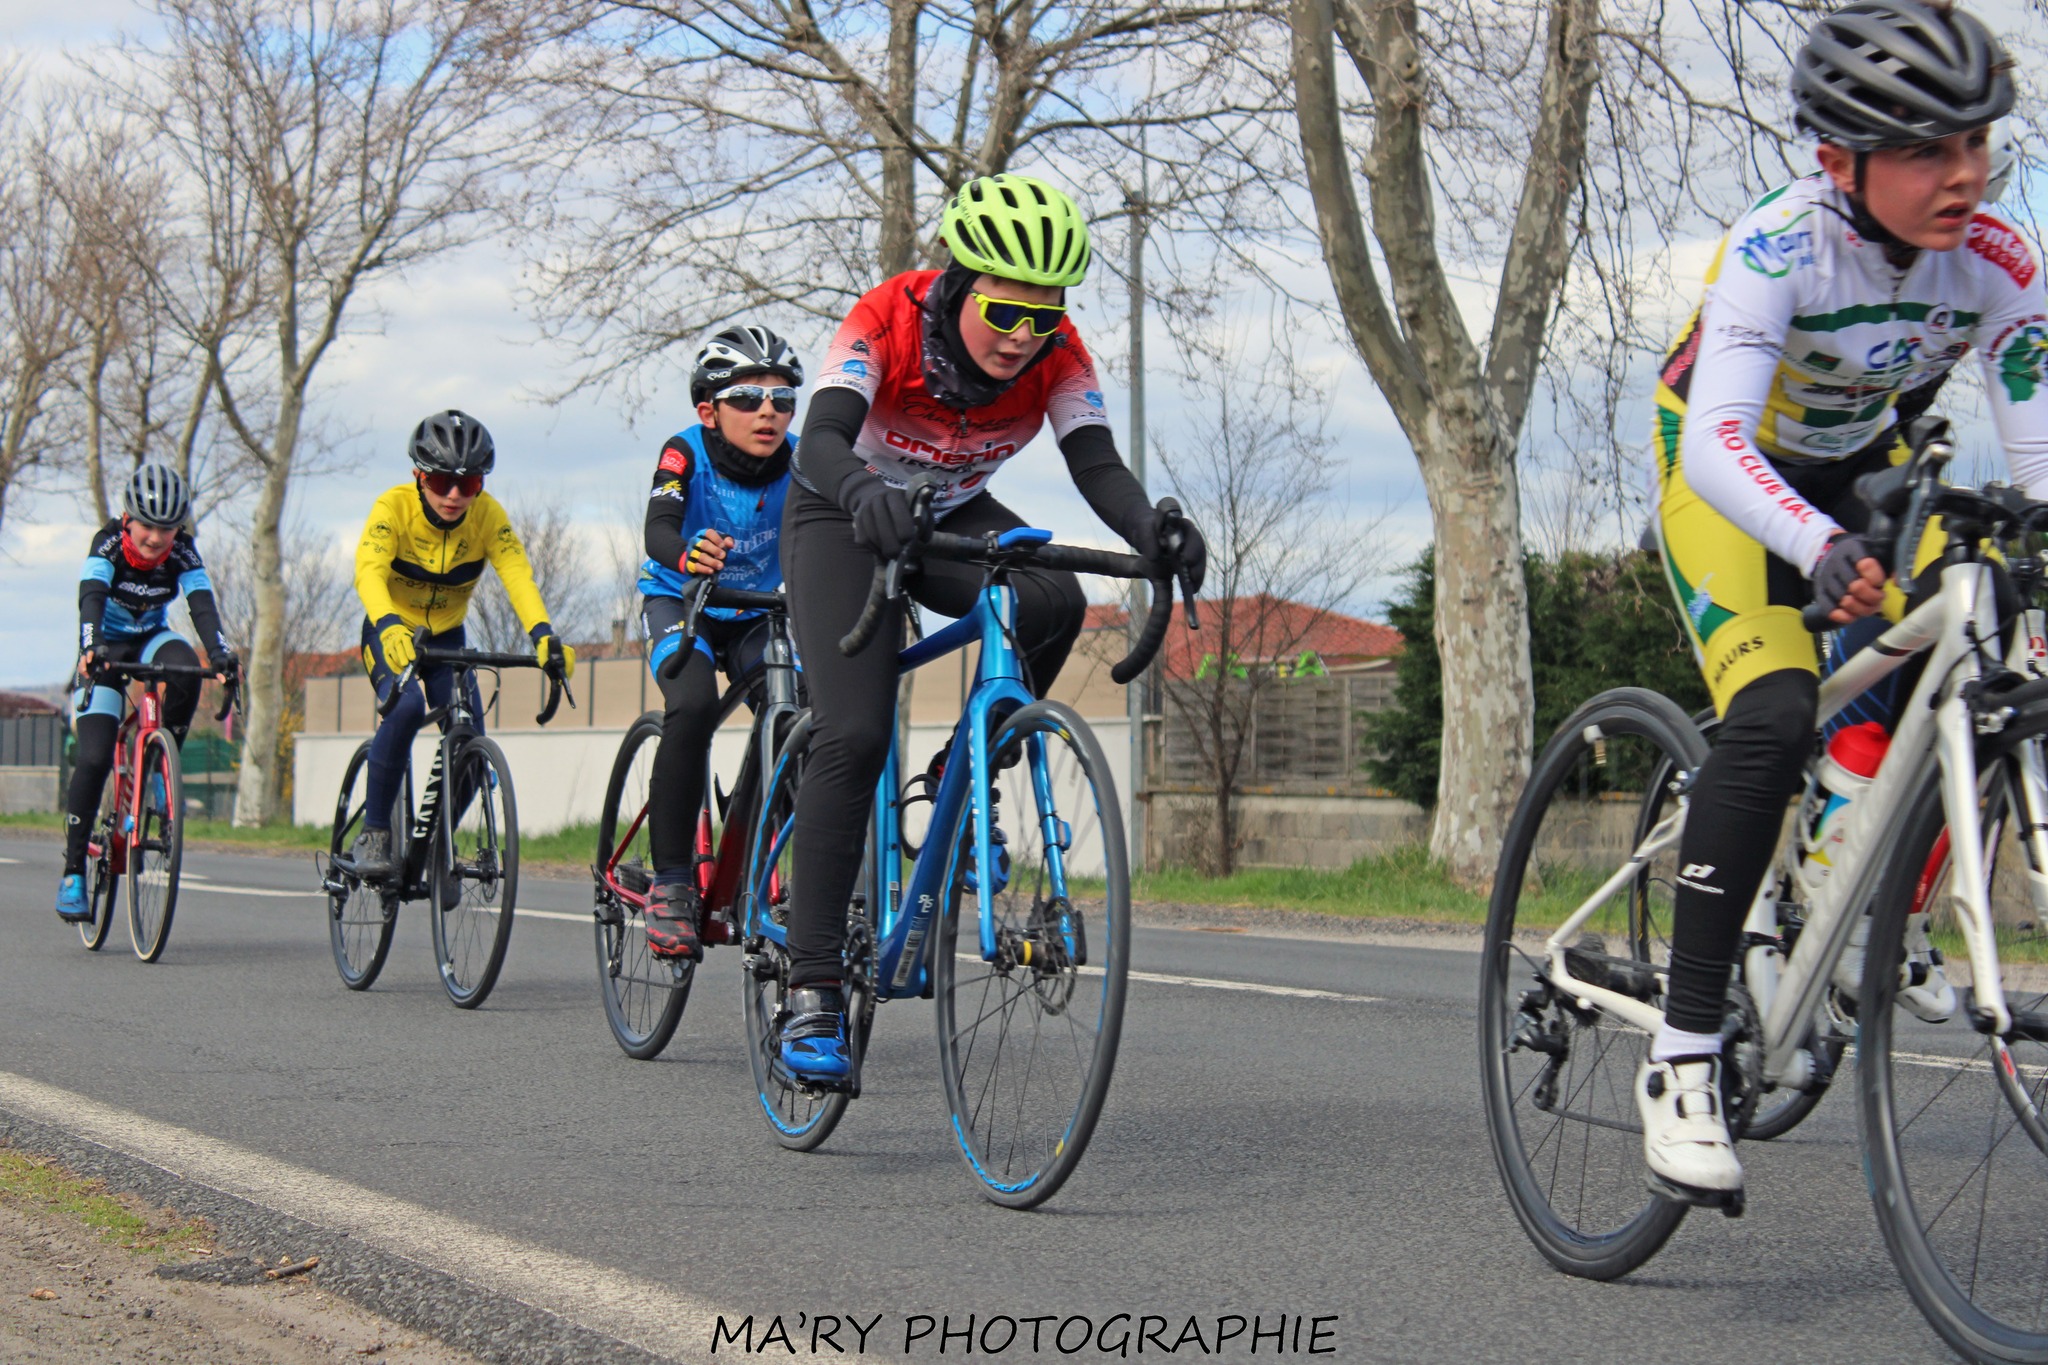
[318, 632, 570, 1007]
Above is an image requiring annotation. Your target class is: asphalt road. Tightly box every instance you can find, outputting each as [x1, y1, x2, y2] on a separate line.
[0, 833, 1959, 1362]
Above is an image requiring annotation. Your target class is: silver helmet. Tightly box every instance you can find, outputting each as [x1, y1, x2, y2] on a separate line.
[1792, 0, 2014, 151]
[124, 463, 190, 529]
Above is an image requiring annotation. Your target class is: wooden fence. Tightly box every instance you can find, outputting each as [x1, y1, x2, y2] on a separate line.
[1157, 670, 1396, 795]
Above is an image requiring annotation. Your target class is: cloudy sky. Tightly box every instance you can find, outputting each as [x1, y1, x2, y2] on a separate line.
[3, 0, 2031, 691]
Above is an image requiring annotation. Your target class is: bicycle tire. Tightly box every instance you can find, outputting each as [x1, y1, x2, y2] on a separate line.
[127, 729, 182, 963]
[79, 800, 119, 952]
[933, 700, 1129, 1209]
[1480, 687, 1700, 1279]
[328, 739, 400, 991]
[595, 712, 691, 1059]
[740, 712, 855, 1151]
[1859, 689, 2048, 1364]
[430, 735, 518, 1008]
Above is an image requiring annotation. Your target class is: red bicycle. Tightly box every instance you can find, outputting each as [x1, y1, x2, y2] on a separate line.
[592, 579, 796, 1059]
[75, 658, 238, 961]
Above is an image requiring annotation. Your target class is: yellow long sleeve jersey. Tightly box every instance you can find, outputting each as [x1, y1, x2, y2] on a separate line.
[355, 484, 551, 638]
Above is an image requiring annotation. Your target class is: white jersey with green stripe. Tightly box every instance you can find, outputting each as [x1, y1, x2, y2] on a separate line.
[1663, 173, 2048, 575]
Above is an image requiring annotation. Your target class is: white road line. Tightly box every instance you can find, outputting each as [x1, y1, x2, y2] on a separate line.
[188, 884, 324, 899]
[0, 856, 19, 864]
[1119, 969, 1380, 1004]
[515, 908, 589, 924]
[0, 1072, 721, 1359]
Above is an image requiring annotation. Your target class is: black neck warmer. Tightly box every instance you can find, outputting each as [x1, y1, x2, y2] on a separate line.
[912, 263, 1056, 411]
[415, 480, 468, 531]
[702, 426, 791, 487]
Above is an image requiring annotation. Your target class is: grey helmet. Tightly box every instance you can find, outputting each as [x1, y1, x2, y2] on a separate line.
[1793, 0, 2014, 150]
[690, 325, 803, 404]
[124, 462, 189, 529]
[409, 410, 495, 476]
[1986, 118, 2017, 202]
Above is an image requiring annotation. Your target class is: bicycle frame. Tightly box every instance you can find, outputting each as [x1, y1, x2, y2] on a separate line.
[749, 574, 1051, 1003]
[1540, 548, 2022, 1082]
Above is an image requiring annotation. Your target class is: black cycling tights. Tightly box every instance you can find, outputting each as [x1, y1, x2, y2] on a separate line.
[1664, 668, 1817, 1036]
[63, 638, 202, 874]
[643, 612, 768, 874]
[781, 485, 1087, 987]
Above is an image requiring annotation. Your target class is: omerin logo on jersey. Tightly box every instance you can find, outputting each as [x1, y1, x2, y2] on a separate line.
[883, 429, 1017, 468]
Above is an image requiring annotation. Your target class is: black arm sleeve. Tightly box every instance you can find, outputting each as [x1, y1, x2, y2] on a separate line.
[1058, 424, 1153, 544]
[185, 589, 231, 659]
[643, 440, 695, 572]
[78, 580, 109, 654]
[796, 386, 874, 509]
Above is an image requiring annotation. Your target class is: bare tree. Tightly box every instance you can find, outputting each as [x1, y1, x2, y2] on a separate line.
[1154, 367, 1378, 877]
[0, 83, 85, 538]
[118, 0, 574, 824]
[529, 0, 1268, 399]
[467, 497, 605, 653]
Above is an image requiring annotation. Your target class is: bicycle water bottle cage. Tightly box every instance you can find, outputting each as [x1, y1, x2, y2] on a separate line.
[996, 527, 1053, 550]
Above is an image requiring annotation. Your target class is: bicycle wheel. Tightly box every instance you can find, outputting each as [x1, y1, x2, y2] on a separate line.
[79, 802, 119, 952]
[430, 735, 518, 1008]
[1859, 699, 2048, 1364]
[127, 730, 183, 963]
[595, 713, 691, 1059]
[327, 739, 400, 991]
[932, 700, 1129, 1209]
[740, 713, 855, 1150]
[1480, 687, 1702, 1279]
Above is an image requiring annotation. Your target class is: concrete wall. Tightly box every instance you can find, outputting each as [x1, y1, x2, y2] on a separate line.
[294, 716, 1134, 876]
[1145, 790, 1641, 872]
[0, 766, 58, 816]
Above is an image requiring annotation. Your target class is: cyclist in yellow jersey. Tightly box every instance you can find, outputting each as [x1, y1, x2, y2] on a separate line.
[1641, 0, 2048, 1203]
[347, 411, 577, 878]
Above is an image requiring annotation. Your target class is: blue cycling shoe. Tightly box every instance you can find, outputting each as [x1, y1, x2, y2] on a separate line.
[55, 874, 91, 923]
[779, 986, 850, 1083]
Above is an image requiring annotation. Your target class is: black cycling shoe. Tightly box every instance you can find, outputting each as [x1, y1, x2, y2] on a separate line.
[350, 828, 393, 880]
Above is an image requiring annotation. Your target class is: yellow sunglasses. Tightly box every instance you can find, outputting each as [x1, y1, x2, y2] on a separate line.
[970, 291, 1068, 338]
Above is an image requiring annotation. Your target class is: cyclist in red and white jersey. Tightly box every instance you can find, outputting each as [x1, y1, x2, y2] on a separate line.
[776, 173, 1207, 1082]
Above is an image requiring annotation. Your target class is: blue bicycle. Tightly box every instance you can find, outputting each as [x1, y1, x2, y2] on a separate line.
[739, 494, 1195, 1207]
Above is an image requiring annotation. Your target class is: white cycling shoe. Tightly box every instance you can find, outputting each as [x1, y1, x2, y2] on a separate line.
[1637, 1054, 1744, 1200]
[1833, 912, 1957, 1024]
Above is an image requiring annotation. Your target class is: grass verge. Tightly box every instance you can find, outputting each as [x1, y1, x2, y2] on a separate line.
[0, 1145, 213, 1259]
[1, 810, 599, 867]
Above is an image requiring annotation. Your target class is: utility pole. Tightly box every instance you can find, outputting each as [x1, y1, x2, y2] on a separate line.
[1125, 133, 1149, 876]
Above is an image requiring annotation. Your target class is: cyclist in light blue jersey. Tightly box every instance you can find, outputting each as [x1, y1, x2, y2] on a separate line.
[636, 325, 803, 960]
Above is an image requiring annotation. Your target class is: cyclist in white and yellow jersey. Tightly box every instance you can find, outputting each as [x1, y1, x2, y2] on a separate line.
[1644, 0, 2048, 1202]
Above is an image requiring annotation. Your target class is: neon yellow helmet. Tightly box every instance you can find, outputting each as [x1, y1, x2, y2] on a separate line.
[940, 174, 1091, 288]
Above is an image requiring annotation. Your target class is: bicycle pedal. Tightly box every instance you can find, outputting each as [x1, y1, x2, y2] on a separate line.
[1646, 1170, 1745, 1216]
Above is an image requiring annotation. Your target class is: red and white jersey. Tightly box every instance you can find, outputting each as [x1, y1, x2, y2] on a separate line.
[810, 270, 1111, 515]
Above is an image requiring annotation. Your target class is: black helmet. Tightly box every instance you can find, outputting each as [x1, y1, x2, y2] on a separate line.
[409, 410, 495, 476]
[690, 325, 804, 405]
[124, 462, 189, 528]
[1792, 0, 2013, 150]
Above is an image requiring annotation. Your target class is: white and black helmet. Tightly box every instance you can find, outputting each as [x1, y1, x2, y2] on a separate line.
[690, 325, 803, 404]
[409, 409, 495, 476]
[124, 463, 189, 529]
[1986, 118, 2018, 202]
[1792, 0, 2014, 151]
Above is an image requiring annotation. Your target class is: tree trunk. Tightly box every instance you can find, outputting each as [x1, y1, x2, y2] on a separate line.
[232, 407, 297, 826]
[878, 0, 920, 277]
[1417, 428, 1531, 886]
[85, 338, 111, 523]
[1212, 781, 1235, 877]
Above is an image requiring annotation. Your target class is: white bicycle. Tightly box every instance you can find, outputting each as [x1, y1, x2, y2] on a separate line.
[1482, 418, 2048, 1365]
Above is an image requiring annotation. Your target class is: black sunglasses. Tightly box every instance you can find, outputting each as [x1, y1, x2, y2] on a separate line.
[714, 384, 797, 414]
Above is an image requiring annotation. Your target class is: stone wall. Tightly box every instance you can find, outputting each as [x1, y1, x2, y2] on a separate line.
[0, 766, 58, 816]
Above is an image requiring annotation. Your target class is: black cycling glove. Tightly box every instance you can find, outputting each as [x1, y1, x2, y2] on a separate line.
[1123, 500, 1209, 594]
[1812, 532, 1878, 616]
[844, 478, 919, 560]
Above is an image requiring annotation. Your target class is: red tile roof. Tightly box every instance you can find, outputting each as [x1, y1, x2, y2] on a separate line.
[1082, 595, 1400, 680]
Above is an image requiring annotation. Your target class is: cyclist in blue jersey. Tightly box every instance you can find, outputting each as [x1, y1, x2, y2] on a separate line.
[56, 464, 237, 921]
[636, 325, 803, 960]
